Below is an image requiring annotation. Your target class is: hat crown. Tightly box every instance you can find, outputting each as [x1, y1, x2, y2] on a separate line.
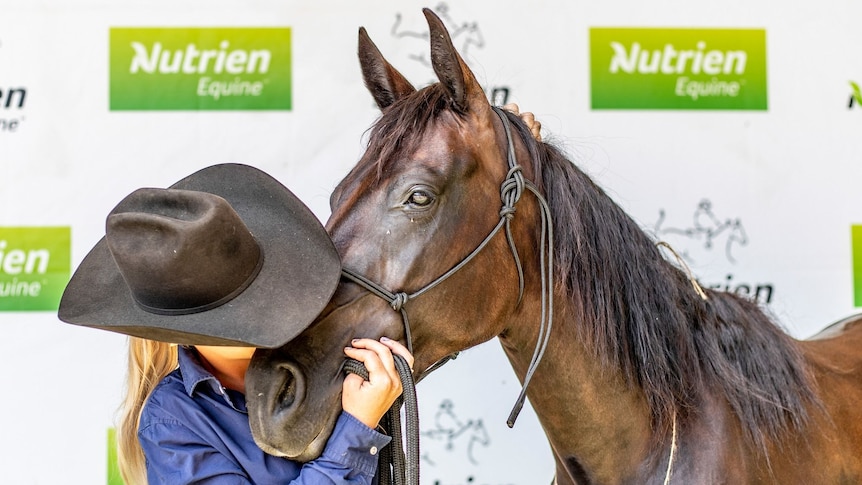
[59, 163, 342, 347]
[106, 188, 263, 315]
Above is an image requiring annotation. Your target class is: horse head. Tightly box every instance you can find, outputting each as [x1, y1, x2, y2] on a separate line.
[245, 8, 545, 460]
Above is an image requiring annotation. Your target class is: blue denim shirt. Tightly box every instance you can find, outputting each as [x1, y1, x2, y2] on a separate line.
[138, 346, 390, 484]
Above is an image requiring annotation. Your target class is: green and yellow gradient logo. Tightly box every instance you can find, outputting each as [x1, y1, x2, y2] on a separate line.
[107, 428, 124, 485]
[853, 225, 862, 307]
[0, 227, 70, 311]
[849, 81, 861, 108]
[590, 28, 768, 110]
[110, 28, 291, 110]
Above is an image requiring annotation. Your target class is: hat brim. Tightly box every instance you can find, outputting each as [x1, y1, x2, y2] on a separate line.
[58, 163, 341, 348]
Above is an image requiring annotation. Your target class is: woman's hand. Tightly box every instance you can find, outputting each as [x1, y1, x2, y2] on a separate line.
[502, 103, 542, 142]
[342, 337, 415, 428]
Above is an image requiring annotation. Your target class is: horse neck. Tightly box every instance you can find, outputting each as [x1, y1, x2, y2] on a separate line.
[498, 296, 662, 484]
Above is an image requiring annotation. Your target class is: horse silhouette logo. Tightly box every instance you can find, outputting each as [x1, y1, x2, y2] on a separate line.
[421, 399, 491, 466]
[653, 199, 748, 264]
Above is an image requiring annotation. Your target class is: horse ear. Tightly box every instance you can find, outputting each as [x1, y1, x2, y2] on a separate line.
[423, 7, 488, 113]
[358, 26, 416, 110]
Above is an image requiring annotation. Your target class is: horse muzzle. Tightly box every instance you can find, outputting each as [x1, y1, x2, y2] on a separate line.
[246, 348, 342, 461]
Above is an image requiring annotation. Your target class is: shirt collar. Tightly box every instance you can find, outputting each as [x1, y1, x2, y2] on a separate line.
[177, 345, 247, 412]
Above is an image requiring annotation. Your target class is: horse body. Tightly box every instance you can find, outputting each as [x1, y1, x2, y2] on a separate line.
[496, 301, 663, 484]
[245, 9, 862, 483]
[515, 313, 862, 484]
[789, 318, 862, 482]
[471, 251, 862, 484]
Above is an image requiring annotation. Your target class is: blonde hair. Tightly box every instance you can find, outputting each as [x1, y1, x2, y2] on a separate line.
[116, 337, 178, 485]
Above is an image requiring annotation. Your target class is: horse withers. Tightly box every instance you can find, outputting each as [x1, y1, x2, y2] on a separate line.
[245, 9, 862, 484]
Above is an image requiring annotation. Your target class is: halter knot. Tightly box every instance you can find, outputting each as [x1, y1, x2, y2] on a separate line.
[500, 165, 525, 201]
[390, 292, 410, 311]
[499, 166, 525, 222]
[499, 206, 517, 219]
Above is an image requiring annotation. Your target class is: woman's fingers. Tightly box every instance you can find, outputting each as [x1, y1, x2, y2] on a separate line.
[519, 111, 542, 142]
[345, 338, 398, 380]
[501, 103, 542, 142]
[502, 102, 521, 115]
[342, 337, 415, 428]
[379, 337, 414, 371]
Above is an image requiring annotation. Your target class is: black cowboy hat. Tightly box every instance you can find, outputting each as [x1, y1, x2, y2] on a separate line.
[58, 163, 341, 348]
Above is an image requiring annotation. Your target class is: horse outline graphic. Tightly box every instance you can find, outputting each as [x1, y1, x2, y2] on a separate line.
[391, 2, 485, 70]
[420, 399, 491, 466]
[653, 199, 748, 264]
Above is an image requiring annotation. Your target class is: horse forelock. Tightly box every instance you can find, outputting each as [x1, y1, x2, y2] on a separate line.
[346, 85, 460, 189]
[531, 139, 820, 455]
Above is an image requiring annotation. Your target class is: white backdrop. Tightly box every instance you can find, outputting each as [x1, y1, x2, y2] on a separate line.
[2, 1, 861, 483]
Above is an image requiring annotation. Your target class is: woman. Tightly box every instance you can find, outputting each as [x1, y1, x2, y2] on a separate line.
[60, 164, 412, 484]
[120, 338, 410, 484]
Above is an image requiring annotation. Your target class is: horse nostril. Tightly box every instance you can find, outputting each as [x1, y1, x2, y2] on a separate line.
[274, 362, 304, 412]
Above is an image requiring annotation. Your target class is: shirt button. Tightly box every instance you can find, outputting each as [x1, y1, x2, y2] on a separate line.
[370, 446, 378, 455]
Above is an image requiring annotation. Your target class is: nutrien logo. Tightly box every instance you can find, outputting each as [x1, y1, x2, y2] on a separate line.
[590, 28, 768, 110]
[0, 85, 26, 132]
[0, 40, 28, 133]
[0, 227, 71, 311]
[852, 225, 862, 307]
[109, 28, 292, 110]
[849, 81, 861, 109]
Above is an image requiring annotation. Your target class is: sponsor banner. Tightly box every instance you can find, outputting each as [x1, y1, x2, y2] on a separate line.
[590, 28, 768, 110]
[0, 227, 71, 311]
[109, 27, 292, 110]
[853, 225, 862, 307]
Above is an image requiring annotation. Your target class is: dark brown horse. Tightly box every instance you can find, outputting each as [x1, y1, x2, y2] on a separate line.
[246, 9, 862, 484]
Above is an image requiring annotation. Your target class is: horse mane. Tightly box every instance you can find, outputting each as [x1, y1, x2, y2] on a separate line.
[345, 85, 820, 455]
[501, 110, 820, 455]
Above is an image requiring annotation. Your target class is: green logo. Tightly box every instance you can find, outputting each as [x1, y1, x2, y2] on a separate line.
[849, 81, 861, 108]
[853, 225, 862, 307]
[107, 428, 124, 485]
[0, 227, 70, 311]
[110, 28, 291, 110]
[590, 28, 768, 110]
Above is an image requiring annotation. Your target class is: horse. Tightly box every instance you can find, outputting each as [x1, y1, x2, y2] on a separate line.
[245, 9, 862, 484]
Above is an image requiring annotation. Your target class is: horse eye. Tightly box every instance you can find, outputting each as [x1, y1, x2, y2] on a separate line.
[407, 190, 433, 207]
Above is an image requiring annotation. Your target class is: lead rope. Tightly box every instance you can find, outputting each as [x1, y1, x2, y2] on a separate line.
[656, 241, 708, 301]
[663, 414, 678, 485]
[654, 241, 689, 484]
[491, 107, 556, 428]
[344, 355, 419, 485]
